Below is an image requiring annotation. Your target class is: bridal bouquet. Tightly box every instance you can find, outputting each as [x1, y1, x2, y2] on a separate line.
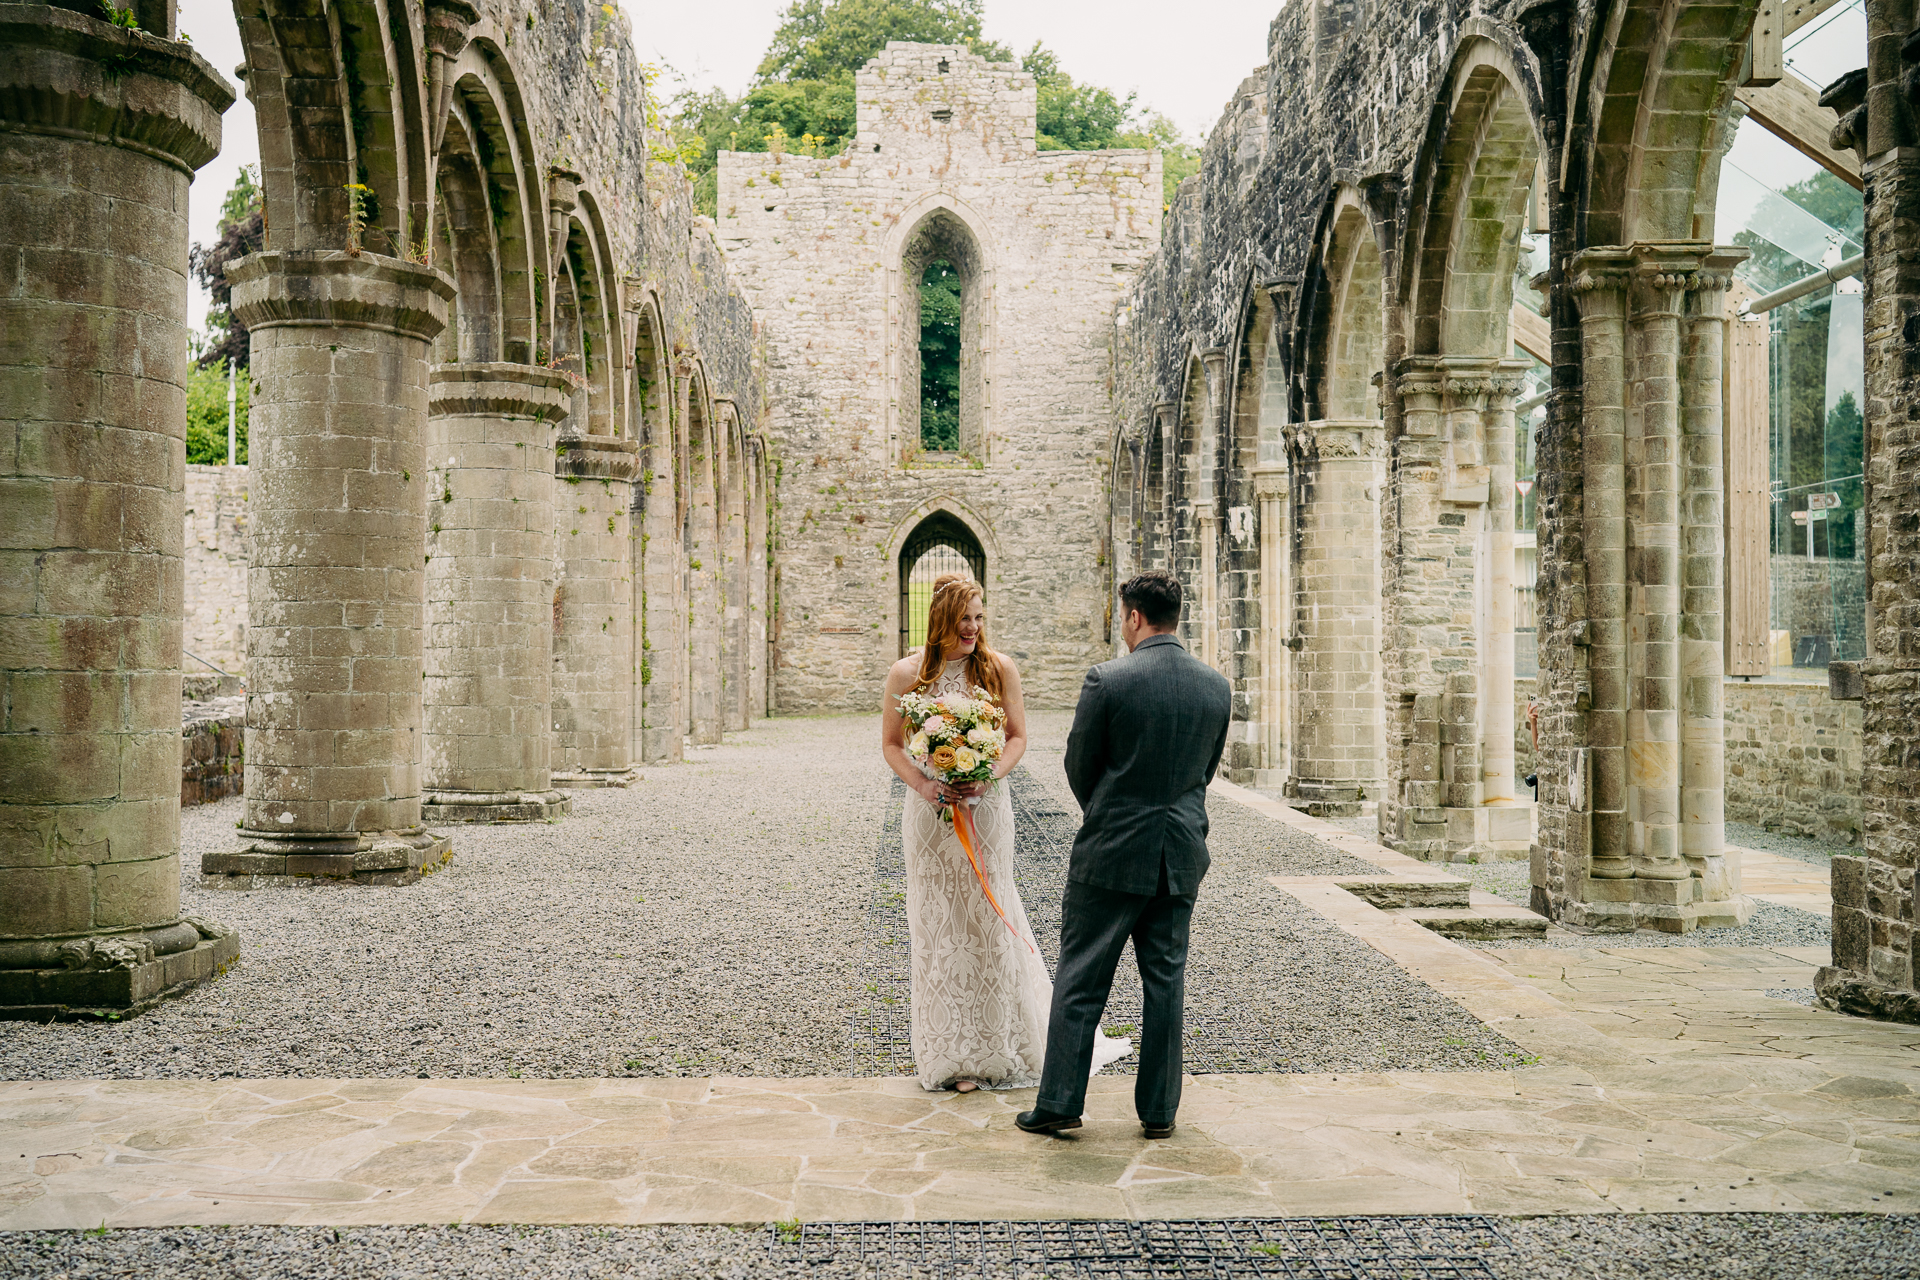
[898, 685, 1028, 951]
[899, 685, 1007, 810]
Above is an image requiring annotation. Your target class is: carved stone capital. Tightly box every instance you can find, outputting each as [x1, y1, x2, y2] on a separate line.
[556, 433, 640, 481]
[429, 361, 577, 422]
[0, 5, 233, 175]
[228, 250, 454, 343]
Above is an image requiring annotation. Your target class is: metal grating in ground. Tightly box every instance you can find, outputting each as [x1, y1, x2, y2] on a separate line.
[768, 1216, 1512, 1278]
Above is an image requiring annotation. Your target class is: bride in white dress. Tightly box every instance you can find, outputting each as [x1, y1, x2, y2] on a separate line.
[880, 573, 1133, 1092]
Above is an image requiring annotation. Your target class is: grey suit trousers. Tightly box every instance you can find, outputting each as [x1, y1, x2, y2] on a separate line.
[1035, 864, 1194, 1124]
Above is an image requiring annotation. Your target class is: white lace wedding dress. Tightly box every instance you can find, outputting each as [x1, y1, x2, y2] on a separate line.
[903, 656, 1133, 1091]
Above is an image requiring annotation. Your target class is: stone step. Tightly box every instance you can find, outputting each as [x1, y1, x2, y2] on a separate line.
[1396, 899, 1549, 940]
[1332, 876, 1473, 909]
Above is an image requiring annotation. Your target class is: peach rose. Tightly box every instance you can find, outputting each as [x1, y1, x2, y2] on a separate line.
[929, 744, 958, 771]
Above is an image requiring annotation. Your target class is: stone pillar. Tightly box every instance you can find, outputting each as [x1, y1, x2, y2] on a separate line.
[1284, 420, 1384, 817]
[1146, 402, 1176, 570]
[205, 250, 455, 886]
[688, 405, 723, 746]
[552, 435, 638, 785]
[719, 401, 750, 733]
[421, 363, 573, 822]
[1816, 9, 1920, 1023]
[748, 442, 771, 721]
[1253, 462, 1292, 788]
[637, 377, 684, 763]
[1, 5, 240, 1015]
[1543, 245, 1745, 931]
[1385, 359, 1531, 861]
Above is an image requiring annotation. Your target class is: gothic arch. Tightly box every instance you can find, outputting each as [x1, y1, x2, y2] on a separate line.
[886, 193, 997, 460]
[1405, 39, 1544, 359]
[444, 54, 537, 364]
[889, 504, 994, 658]
[1573, 0, 1757, 245]
[1303, 188, 1388, 423]
[238, 0, 430, 253]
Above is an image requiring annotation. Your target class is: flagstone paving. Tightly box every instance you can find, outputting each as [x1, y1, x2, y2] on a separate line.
[4, 717, 1916, 1234]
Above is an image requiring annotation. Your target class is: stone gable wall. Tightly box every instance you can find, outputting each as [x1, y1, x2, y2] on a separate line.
[183, 465, 249, 681]
[718, 43, 1159, 712]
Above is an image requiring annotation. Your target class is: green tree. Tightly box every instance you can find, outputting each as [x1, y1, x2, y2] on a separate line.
[185, 359, 249, 465]
[190, 165, 264, 369]
[1733, 167, 1863, 295]
[757, 0, 1004, 83]
[663, 2, 1196, 216]
[919, 259, 960, 449]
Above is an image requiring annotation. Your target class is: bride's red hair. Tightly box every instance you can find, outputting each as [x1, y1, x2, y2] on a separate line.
[913, 573, 1005, 703]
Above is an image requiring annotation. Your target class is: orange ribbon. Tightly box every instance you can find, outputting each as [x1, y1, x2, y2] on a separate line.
[947, 798, 1034, 954]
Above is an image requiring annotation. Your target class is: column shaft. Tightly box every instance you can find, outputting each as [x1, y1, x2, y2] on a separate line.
[552, 436, 638, 785]
[215, 249, 455, 884]
[1574, 262, 1632, 880]
[1628, 271, 1686, 881]
[688, 418, 723, 745]
[1, 8, 239, 1011]
[1285, 420, 1384, 818]
[421, 363, 573, 822]
[1483, 386, 1519, 806]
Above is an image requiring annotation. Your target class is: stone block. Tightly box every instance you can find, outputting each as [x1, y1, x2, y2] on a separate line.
[1832, 854, 1867, 909]
[1833, 905, 1870, 971]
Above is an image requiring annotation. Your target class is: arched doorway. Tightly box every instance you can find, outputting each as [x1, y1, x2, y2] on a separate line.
[897, 511, 988, 656]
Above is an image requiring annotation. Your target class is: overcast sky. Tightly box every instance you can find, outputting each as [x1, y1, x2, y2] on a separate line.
[176, 0, 1277, 330]
[175, 0, 1863, 335]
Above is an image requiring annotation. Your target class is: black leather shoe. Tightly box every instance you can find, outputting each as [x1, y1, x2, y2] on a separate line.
[1142, 1120, 1176, 1139]
[1015, 1108, 1082, 1135]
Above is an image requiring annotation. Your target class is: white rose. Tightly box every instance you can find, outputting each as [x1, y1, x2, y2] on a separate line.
[952, 745, 979, 772]
[966, 726, 997, 747]
[909, 733, 929, 757]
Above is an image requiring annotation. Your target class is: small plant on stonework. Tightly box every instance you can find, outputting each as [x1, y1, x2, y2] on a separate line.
[96, 1, 138, 29]
[343, 183, 373, 255]
[774, 1219, 803, 1244]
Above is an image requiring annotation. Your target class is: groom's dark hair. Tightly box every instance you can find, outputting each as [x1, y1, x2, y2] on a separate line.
[1119, 571, 1182, 629]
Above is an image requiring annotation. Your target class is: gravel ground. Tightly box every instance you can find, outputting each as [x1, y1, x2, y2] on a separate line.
[1022, 736, 1531, 1073]
[1498, 1214, 1920, 1279]
[1724, 820, 1847, 869]
[5, 1216, 1915, 1279]
[2, 712, 1517, 1082]
[1, 717, 885, 1081]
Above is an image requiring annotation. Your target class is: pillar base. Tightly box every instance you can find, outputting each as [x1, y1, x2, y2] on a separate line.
[0, 918, 240, 1022]
[1556, 879, 1751, 934]
[552, 769, 637, 789]
[1285, 779, 1372, 819]
[200, 829, 452, 888]
[1814, 966, 1920, 1026]
[422, 790, 571, 824]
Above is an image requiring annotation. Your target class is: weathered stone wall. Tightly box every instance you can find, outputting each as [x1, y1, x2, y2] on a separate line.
[181, 696, 245, 807]
[1817, 0, 1920, 1022]
[183, 465, 248, 680]
[718, 43, 1160, 712]
[1723, 680, 1863, 845]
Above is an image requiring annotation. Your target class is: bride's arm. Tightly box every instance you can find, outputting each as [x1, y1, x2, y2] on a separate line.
[991, 659, 1029, 781]
[882, 660, 956, 806]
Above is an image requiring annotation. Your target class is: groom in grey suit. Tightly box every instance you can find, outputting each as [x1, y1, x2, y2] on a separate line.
[1018, 570, 1232, 1138]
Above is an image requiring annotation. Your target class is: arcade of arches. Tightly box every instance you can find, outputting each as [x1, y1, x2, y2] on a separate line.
[4, 0, 1920, 1248]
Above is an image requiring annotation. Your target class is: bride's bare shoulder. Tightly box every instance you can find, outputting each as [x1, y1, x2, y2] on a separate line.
[886, 652, 923, 687]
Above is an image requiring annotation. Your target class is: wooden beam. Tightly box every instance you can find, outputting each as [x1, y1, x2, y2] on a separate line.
[1781, 0, 1843, 35]
[1723, 280, 1771, 677]
[1509, 303, 1550, 364]
[1735, 72, 1863, 189]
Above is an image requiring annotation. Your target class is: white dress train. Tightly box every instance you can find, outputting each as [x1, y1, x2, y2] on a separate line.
[902, 657, 1134, 1091]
